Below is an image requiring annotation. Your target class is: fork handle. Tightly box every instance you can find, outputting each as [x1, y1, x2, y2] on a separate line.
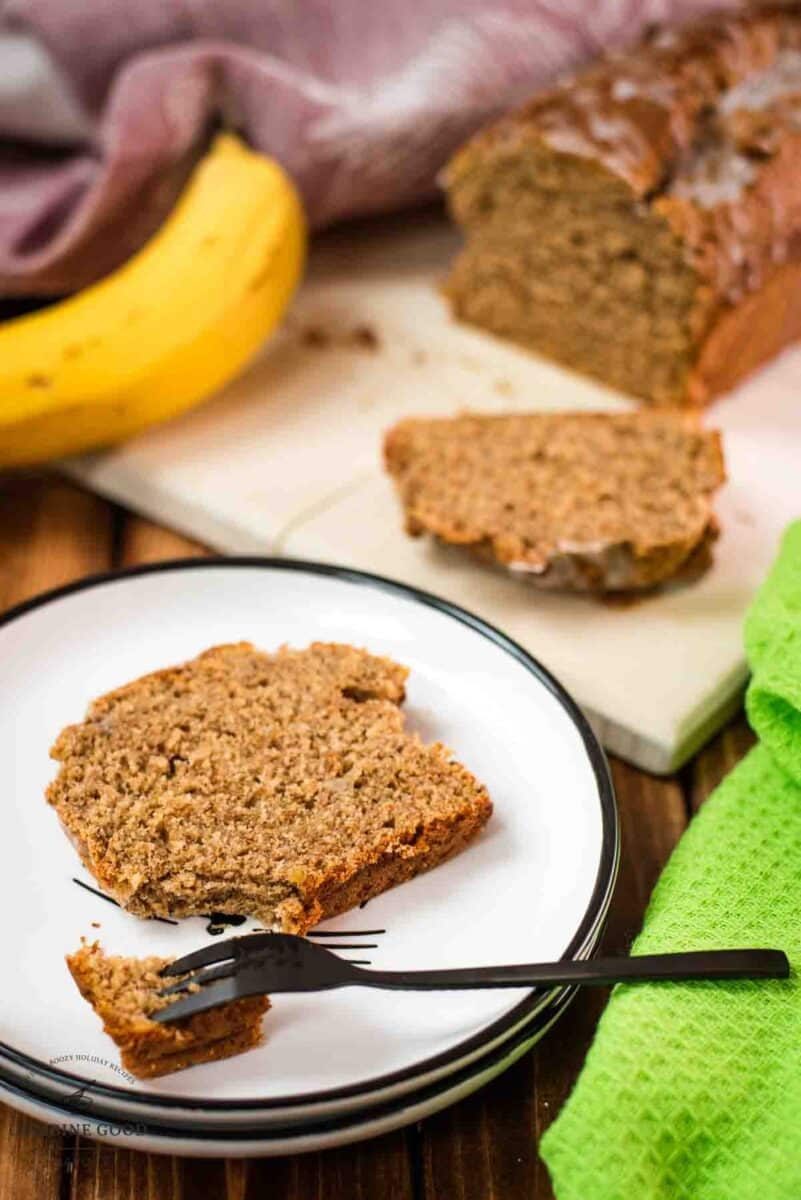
[357, 949, 789, 991]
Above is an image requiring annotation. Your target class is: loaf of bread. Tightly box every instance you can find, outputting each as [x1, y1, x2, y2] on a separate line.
[443, 7, 801, 405]
[384, 410, 725, 591]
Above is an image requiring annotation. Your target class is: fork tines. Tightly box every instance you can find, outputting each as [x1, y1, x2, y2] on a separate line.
[160, 928, 383, 979]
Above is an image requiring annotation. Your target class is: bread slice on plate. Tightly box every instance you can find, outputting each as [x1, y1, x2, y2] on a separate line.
[66, 942, 269, 1079]
[384, 409, 725, 592]
[49, 643, 492, 931]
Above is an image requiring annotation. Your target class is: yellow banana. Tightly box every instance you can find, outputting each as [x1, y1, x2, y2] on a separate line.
[0, 133, 306, 467]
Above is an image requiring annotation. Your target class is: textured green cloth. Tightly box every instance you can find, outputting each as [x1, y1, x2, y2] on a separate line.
[541, 520, 801, 1200]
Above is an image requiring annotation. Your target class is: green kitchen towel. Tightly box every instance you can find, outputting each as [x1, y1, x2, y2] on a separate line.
[541, 520, 801, 1200]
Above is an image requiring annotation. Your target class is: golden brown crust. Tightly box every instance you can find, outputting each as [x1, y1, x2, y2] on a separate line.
[444, 6, 801, 404]
[50, 643, 491, 931]
[119, 1026, 264, 1080]
[279, 807, 492, 931]
[66, 942, 269, 1079]
[687, 256, 801, 401]
[384, 410, 725, 592]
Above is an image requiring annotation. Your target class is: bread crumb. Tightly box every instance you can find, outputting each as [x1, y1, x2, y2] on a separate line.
[300, 325, 381, 352]
[351, 324, 380, 351]
[301, 326, 331, 348]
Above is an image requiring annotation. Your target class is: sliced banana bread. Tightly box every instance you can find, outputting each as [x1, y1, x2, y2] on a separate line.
[66, 942, 269, 1079]
[49, 643, 491, 930]
[443, 7, 801, 404]
[384, 409, 725, 591]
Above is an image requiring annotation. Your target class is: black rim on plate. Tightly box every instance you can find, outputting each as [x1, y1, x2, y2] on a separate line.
[0, 557, 619, 1119]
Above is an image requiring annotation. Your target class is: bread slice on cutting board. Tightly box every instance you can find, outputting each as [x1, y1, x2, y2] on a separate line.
[384, 409, 725, 592]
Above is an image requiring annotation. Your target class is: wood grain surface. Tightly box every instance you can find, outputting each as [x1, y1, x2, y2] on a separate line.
[0, 475, 753, 1200]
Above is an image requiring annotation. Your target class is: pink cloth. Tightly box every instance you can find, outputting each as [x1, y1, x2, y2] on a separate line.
[0, 0, 738, 294]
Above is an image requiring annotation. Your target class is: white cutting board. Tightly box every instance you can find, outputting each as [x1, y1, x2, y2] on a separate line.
[65, 211, 801, 774]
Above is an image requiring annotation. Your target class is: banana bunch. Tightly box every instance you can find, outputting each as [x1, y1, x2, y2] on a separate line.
[0, 133, 306, 467]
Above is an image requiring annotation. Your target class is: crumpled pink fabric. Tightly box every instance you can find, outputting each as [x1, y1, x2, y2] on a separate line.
[0, 0, 738, 295]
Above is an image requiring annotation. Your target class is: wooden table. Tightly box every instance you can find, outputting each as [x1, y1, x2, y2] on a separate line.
[0, 473, 754, 1200]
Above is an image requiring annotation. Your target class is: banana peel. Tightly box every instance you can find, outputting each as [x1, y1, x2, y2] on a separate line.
[0, 133, 306, 467]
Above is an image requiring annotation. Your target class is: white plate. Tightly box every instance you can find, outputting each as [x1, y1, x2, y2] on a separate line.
[0, 559, 616, 1129]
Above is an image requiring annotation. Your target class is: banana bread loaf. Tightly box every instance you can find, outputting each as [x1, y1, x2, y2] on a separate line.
[49, 643, 491, 931]
[384, 409, 725, 591]
[443, 7, 801, 405]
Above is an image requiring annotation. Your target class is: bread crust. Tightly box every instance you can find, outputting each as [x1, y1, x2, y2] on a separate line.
[688, 257, 801, 401]
[444, 6, 801, 404]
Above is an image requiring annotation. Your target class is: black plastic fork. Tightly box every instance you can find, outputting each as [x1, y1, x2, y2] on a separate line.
[151, 933, 789, 1024]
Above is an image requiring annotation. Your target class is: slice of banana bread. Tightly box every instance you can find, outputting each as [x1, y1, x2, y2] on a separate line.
[49, 643, 491, 931]
[66, 942, 269, 1079]
[384, 409, 725, 591]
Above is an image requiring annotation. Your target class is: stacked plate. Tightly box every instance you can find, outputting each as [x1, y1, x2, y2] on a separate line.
[0, 560, 618, 1155]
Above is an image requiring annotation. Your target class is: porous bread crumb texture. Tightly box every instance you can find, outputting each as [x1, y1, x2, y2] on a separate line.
[66, 941, 269, 1079]
[49, 643, 492, 930]
[384, 409, 725, 592]
[443, 7, 801, 405]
